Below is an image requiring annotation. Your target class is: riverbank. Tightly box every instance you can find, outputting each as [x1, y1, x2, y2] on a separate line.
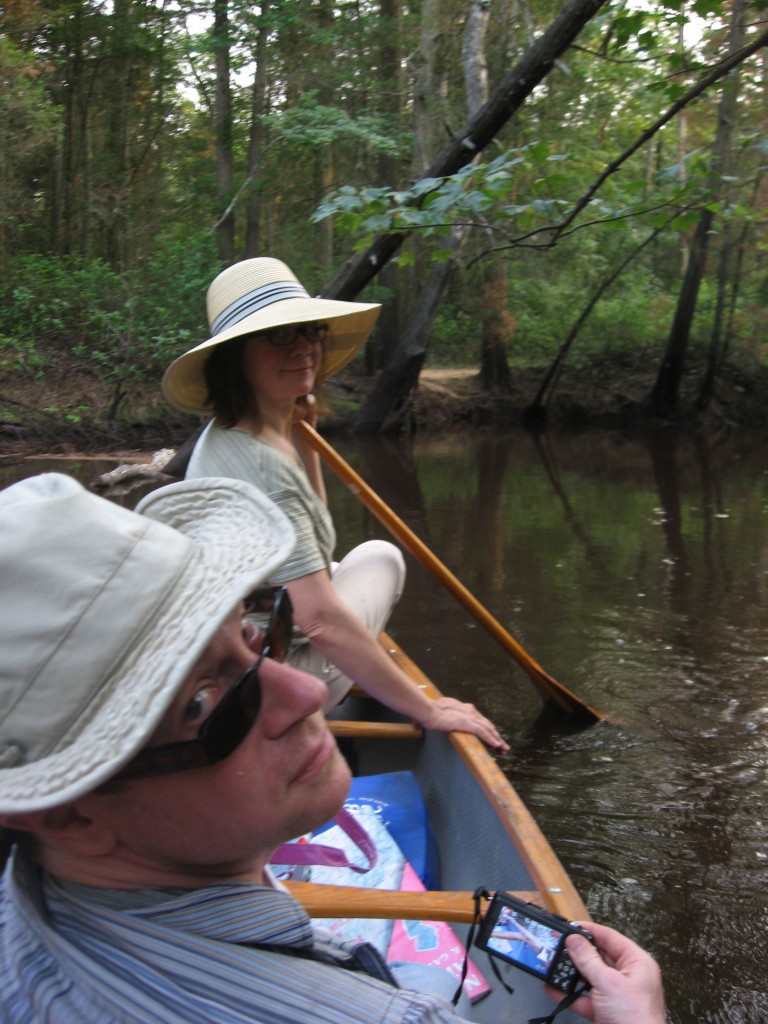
[3, 357, 768, 462]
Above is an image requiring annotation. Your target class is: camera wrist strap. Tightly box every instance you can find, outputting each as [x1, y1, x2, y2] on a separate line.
[451, 887, 498, 1006]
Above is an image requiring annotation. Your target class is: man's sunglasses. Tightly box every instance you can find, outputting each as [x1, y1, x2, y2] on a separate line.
[114, 586, 293, 781]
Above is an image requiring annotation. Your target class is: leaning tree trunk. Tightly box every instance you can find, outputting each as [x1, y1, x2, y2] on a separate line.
[355, 0, 522, 429]
[355, 252, 459, 433]
[323, 0, 609, 302]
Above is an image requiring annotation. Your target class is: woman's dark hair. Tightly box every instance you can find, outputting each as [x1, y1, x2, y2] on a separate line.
[203, 337, 254, 428]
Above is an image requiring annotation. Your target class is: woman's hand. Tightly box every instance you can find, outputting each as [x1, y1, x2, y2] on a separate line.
[555, 922, 666, 1024]
[292, 393, 319, 429]
[419, 696, 510, 753]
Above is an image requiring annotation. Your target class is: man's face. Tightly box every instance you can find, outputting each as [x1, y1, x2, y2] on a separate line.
[77, 607, 351, 882]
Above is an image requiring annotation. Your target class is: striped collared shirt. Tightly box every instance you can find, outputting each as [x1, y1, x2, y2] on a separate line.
[0, 850, 469, 1024]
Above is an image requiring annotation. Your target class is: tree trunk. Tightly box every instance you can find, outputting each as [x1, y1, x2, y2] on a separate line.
[464, 0, 512, 391]
[647, 207, 713, 417]
[356, 0, 444, 423]
[478, 259, 513, 389]
[214, 0, 234, 263]
[316, 0, 335, 274]
[355, 254, 458, 432]
[245, 0, 270, 258]
[369, 0, 405, 371]
[104, 0, 130, 269]
[696, 220, 734, 411]
[356, 0, 521, 430]
[648, 0, 746, 418]
[696, 4, 748, 411]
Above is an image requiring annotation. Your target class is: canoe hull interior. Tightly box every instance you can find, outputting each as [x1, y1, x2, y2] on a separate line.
[336, 698, 586, 1024]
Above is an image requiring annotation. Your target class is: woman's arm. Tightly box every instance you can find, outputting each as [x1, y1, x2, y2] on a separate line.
[284, 569, 509, 752]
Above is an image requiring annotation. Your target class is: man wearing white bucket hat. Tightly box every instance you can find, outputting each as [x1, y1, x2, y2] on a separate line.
[0, 474, 665, 1024]
[163, 257, 509, 753]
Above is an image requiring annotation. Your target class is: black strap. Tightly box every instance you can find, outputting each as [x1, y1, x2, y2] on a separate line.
[451, 886, 495, 1005]
[528, 980, 590, 1024]
[244, 938, 399, 987]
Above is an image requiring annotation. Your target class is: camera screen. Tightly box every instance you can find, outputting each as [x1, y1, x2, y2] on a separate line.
[484, 904, 566, 979]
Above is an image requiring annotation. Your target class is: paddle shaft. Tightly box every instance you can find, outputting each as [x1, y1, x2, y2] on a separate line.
[296, 422, 602, 722]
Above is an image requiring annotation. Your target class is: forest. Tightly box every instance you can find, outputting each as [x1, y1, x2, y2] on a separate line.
[2, 0, 768, 446]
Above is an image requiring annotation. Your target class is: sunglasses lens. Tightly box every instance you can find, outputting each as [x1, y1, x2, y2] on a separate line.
[244, 586, 292, 663]
[265, 589, 292, 663]
[202, 662, 262, 761]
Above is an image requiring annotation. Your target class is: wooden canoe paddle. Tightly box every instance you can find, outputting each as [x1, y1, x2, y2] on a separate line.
[296, 421, 603, 723]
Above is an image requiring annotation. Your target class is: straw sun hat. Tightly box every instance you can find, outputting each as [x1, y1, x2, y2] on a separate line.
[163, 258, 381, 415]
[0, 473, 295, 814]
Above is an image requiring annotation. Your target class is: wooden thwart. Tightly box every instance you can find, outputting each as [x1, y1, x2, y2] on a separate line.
[327, 720, 423, 740]
[286, 881, 539, 923]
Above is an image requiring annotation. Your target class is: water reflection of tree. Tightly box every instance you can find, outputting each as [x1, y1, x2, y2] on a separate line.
[528, 432, 605, 563]
[643, 431, 691, 610]
[473, 436, 509, 594]
[345, 435, 430, 540]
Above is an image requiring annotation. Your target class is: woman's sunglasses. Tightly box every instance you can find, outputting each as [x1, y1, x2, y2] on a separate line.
[258, 322, 328, 347]
[115, 586, 293, 781]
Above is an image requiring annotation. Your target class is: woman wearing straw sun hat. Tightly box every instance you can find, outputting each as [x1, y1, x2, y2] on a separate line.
[163, 257, 507, 752]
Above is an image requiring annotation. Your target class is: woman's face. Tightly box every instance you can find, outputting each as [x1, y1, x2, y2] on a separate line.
[241, 324, 324, 402]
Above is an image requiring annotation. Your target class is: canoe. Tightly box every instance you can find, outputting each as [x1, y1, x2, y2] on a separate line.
[286, 633, 590, 1024]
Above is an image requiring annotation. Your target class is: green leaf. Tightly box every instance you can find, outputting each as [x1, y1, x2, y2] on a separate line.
[363, 214, 394, 231]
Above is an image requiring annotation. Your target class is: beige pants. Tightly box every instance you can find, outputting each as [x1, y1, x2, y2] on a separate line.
[287, 539, 406, 711]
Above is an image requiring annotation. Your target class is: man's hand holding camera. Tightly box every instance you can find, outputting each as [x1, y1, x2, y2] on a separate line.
[556, 921, 667, 1024]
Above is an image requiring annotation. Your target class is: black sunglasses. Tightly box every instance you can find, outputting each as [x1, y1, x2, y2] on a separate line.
[258, 322, 328, 347]
[115, 587, 293, 781]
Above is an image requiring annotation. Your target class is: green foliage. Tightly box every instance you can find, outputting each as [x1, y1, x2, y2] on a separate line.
[428, 306, 481, 367]
[313, 150, 560, 247]
[0, 237, 220, 421]
[137, 232, 222, 358]
[269, 93, 401, 155]
[0, 36, 61, 241]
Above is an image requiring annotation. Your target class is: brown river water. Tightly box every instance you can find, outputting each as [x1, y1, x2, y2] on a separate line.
[4, 425, 768, 1023]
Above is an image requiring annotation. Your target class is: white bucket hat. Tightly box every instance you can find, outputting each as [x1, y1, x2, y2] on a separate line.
[162, 257, 381, 415]
[0, 473, 295, 814]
